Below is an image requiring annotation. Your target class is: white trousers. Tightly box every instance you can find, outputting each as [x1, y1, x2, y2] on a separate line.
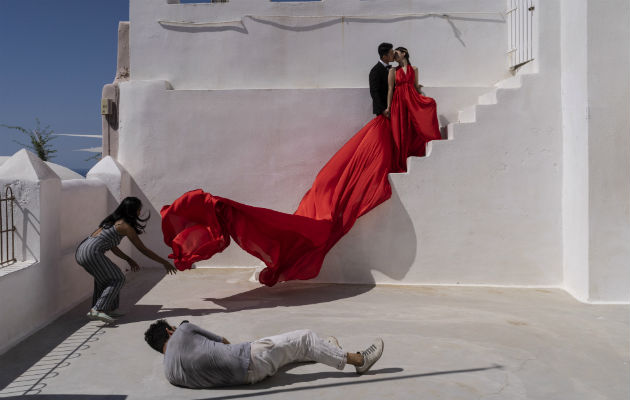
[246, 329, 347, 384]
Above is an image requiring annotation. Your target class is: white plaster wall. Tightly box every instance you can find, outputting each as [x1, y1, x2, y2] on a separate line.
[130, 0, 510, 89]
[117, 1, 565, 287]
[118, 82, 495, 265]
[586, 0, 630, 302]
[60, 180, 108, 253]
[0, 150, 59, 263]
[0, 151, 130, 355]
[560, 0, 589, 301]
[116, 1, 630, 301]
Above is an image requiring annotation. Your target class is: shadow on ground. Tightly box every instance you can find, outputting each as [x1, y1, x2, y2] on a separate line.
[204, 281, 375, 312]
[196, 365, 502, 400]
[0, 270, 163, 393]
[0, 396, 127, 399]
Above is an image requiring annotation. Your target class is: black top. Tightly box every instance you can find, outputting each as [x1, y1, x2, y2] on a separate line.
[369, 62, 390, 115]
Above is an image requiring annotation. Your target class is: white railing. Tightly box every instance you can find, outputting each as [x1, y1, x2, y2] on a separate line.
[0, 186, 16, 267]
[506, 0, 534, 70]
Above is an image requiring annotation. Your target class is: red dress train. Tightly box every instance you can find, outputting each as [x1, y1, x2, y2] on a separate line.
[160, 66, 441, 286]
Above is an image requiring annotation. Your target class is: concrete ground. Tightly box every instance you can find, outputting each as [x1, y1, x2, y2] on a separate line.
[0, 268, 627, 400]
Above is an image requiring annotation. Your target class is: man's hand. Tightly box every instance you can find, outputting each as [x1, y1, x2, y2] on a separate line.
[127, 259, 140, 272]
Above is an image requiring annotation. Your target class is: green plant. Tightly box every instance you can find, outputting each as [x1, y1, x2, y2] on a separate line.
[1, 119, 57, 161]
[85, 152, 102, 162]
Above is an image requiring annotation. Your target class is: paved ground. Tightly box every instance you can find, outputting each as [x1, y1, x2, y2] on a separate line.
[0, 268, 628, 400]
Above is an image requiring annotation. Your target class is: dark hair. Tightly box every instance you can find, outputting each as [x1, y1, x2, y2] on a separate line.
[378, 42, 393, 59]
[99, 196, 149, 234]
[395, 46, 411, 64]
[144, 319, 172, 353]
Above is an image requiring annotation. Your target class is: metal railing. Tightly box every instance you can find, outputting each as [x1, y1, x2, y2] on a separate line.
[506, 0, 534, 70]
[1, 186, 16, 266]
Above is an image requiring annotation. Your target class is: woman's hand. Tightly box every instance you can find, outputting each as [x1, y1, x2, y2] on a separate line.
[162, 260, 177, 275]
[127, 259, 140, 272]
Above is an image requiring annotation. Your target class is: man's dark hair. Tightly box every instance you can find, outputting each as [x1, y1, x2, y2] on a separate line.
[144, 319, 171, 353]
[378, 42, 393, 59]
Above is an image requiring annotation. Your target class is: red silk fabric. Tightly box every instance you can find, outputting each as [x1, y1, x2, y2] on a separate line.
[161, 66, 441, 286]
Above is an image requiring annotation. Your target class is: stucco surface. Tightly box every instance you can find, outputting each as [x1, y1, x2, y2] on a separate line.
[0, 268, 627, 400]
[130, 0, 509, 90]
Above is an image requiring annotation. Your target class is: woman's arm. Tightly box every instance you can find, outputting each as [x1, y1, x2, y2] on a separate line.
[414, 67, 423, 94]
[110, 246, 131, 262]
[386, 68, 396, 114]
[122, 224, 177, 274]
[110, 246, 140, 271]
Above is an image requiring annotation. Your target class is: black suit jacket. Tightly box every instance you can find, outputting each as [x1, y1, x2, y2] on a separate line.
[369, 62, 390, 115]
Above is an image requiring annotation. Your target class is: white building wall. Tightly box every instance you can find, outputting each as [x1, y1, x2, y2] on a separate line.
[116, 0, 629, 301]
[118, 0, 565, 286]
[586, 0, 630, 302]
[560, 0, 589, 301]
[0, 152, 130, 355]
[130, 0, 509, 89]
[122, 0, 515, 269]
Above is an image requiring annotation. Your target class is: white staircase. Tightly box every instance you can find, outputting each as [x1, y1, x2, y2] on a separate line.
[319, 70, 564, 288]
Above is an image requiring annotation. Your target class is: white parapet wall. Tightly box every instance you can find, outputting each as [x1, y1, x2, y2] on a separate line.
[0, 151, 133, 355]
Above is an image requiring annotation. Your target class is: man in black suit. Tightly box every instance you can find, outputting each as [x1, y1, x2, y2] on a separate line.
[369, 42, 395, 118]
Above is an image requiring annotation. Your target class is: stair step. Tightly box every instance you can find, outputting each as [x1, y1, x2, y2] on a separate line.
[477, 90, 497, 105]
[495, 75, 522, 89]
[425, 141, 433, 157]
[458, 105, 476, 123]
[446, 123, 456, 140]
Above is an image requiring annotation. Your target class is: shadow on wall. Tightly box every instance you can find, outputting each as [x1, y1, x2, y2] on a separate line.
[159, 22, 249, 34]
[15, 203, 39, 261]
[248, 14, 501, 46]
[125, 162, 417, 286]
[318, 184, 417, 284]
[127, 175, 170, 268]
[158, 14, 504, 48]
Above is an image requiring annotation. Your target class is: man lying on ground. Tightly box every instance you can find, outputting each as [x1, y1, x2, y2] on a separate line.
[144, 319, 384, 388]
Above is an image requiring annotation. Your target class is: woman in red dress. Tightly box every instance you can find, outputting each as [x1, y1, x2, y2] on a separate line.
[387, 47, 442, 171]
[161, 47, 441, 286]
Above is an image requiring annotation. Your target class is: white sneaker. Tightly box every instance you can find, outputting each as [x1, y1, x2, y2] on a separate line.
[326, 336, 341, 349]
[355, 338, 384, 375]
[87, 309, 116, 324]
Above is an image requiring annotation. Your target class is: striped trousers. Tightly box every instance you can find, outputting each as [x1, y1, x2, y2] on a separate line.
[75, 237, 126, 312]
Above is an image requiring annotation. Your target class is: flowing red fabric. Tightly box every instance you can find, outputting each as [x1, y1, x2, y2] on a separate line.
[161, 66, 441, 286]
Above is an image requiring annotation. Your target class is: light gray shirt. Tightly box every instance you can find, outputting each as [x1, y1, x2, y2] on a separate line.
[163, 322, 251, 388]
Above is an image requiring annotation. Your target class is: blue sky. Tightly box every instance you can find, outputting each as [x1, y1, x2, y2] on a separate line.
[0, 0, 129, 172]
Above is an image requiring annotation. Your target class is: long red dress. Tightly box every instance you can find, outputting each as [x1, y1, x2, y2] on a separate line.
[391, 65, 442, 171]
[160, 65, 441, 286]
